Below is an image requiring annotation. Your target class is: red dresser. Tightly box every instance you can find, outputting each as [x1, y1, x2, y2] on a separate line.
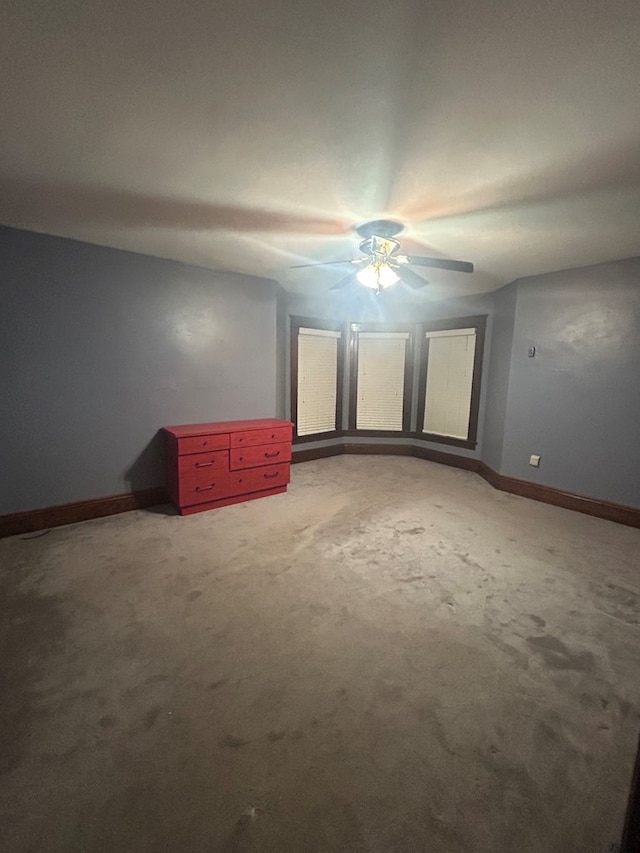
[164, 419, 293, 516]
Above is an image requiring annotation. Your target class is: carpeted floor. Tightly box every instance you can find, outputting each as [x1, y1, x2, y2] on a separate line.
[1, 456, 639, 852]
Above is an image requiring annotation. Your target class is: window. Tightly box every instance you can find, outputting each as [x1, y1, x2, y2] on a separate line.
[291, 317, 344, 441]
[349, 325, 413, 433]
[291, 314, 484, 447]
[417, 316, 486, 448]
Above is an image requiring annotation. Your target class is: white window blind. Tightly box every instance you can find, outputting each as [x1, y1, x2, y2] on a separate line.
[297, 328, 341, 436]
[423, 328, 476, 439]
[356, 332, 409, 431]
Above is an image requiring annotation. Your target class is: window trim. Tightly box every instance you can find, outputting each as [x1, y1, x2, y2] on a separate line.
[415, 314, 487, 450]
[348, 322, 414, 435]
[290, 315, 346, 444]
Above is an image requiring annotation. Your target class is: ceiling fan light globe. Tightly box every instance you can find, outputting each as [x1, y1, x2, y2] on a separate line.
[378, 264, 400, 288]
[356, 263, 399, 289]
[356, 264, 379, 289]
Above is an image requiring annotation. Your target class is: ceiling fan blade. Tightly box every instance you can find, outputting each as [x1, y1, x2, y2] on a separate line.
[290, 259, 358, 269]
[403, 255, 474, 273]
[330, 273, 358, 291]
[397, 266, 429, 290]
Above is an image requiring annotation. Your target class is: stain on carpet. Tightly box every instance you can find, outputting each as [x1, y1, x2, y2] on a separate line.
[592, 582, 640, 626]
[0, 571, 67, 774]
[267, 729, 286, 742]
[143, 706, 162, 731]
[527, 635, 595, 672]
[221, 734, 250, 749]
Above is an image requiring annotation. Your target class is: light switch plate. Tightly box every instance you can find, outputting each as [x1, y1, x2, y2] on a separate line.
[529, 454, 541, 467]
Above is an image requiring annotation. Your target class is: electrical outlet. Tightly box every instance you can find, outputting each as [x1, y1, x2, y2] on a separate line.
[529, 454, 541, 467]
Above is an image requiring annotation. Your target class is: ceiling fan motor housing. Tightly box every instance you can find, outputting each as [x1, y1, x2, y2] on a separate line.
[355, 219, 405, 240]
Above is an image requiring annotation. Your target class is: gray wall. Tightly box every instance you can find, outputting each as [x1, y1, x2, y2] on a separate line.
[0, 226, 278, 514]
[500, 258, 640, 508]
[281, 288, 494, 459]
[482, 281, 517, 471]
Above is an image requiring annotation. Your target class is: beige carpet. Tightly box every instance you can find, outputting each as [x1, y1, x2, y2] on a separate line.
[1, 456, 639, 852]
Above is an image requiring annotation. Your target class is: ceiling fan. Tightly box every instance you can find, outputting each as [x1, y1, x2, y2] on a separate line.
[291, 220, 474, 294]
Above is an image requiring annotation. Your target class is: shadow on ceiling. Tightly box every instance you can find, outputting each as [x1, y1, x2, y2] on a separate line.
[0, 177, 353, 236]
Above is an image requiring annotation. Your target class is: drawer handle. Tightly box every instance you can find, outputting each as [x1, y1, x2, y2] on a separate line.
[202, 441, 208, 446]
[271, 433, 276, 438]
[264, 471, 279, 479]
[195, 461, 213, 468]
[238, 437, 244, 443]
[196, 484, 215, 492]
[265, 450, 280, 458]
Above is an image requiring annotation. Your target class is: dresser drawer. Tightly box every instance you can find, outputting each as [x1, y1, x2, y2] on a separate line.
[178, 433, 230, 455]
[230, 442, 291, 471]
[230, 425, 292, 448]
[227, 463, 291, 494]
[179, 475, 235, 507]
[178, 450, 229, 477]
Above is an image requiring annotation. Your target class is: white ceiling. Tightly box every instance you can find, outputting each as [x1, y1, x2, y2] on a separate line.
[1, 0, 640, 297]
